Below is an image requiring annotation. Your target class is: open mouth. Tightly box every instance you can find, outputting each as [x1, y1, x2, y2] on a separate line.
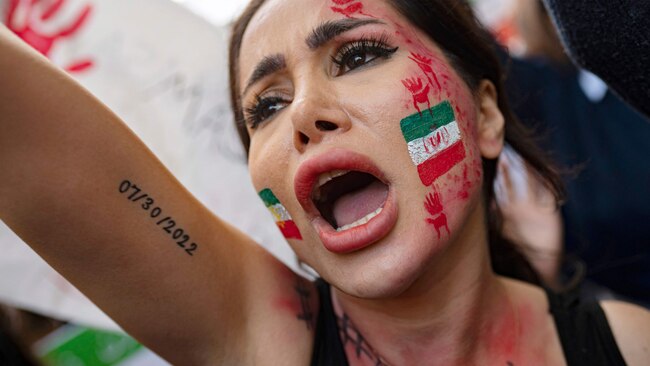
[312, 170, 389, 232]
[294, 149, 399, 254]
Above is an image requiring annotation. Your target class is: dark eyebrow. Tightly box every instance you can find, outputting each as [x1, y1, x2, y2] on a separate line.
[306, 18, 385, 50]
[243, 53, 287, 95]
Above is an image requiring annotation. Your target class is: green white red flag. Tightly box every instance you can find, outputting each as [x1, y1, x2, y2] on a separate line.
[259, 189, 303, 240]
[400, 100, 466, 186]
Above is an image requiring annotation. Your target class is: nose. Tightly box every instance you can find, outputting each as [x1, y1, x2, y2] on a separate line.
[290, 85, 351, 152]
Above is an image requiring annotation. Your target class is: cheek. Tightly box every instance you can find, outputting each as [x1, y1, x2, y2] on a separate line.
[258, 188, 303, 241]
[250, 135, 304, 241]
[392, 24, 483, 177]
[387, 34, 484, 235]
[249, 124, 294, 187]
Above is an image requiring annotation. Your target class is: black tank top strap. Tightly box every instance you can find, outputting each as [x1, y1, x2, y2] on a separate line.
[544, 285, 628, 366]
[311, 278, 349, 366]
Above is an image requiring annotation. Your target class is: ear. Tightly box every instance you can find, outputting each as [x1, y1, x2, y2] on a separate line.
[476, 80, 505, 159]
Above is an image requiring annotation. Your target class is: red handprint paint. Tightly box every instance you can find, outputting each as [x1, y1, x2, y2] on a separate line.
[401, 77, 432, 116]
[409, 52, 442, 91]
[424, 189, 450, 239]
[5, 0, 94, 73]
[330, 0, 369, 18]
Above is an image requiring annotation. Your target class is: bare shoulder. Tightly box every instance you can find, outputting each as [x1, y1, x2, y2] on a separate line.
[601, 300, 650, 366]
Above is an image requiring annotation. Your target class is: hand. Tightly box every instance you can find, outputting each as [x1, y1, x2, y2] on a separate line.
[495, 145, 563, 287]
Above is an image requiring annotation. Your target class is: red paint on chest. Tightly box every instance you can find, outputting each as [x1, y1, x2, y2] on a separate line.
[5, 0, 94, 73]
[481, 302, 538, 364]
[272, 297, 300, 315]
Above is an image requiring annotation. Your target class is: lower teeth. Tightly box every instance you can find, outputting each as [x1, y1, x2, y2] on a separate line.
[336, 207, 383, 232]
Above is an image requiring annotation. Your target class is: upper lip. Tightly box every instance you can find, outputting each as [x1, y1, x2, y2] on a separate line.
[294, 148, 388, 219]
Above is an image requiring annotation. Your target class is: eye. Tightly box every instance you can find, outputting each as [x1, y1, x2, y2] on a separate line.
[332, 35, 398, 75]
[245, 94, 290, 129]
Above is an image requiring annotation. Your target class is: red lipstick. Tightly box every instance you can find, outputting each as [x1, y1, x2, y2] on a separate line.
[294, 149, 398, 253]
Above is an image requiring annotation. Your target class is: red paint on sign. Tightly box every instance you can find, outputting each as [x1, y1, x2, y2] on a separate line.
[5, 0, 94, 73]
[65, 59, 94, 72]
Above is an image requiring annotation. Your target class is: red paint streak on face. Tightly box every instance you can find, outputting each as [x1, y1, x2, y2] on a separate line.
[424, 189, 450, 239]
[5, 0, 94, 73]
[425, 189, 444, 215]
[409, 52, 442, 91]
[458, 164, 473, 200]
[401, 77, 432, 116]
[329, 0, 370, 18]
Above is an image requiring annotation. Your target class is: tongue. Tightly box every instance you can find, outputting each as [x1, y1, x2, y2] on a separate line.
[332, 180, 388, 227]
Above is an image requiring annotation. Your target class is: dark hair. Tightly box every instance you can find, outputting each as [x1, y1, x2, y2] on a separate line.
[228, 0, 565, 285]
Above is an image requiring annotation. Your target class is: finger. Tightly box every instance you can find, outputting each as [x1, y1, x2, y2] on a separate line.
[495, 153, 510, 206]
[502, 146, 529, 201]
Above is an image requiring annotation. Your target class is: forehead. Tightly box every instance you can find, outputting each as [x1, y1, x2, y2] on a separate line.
[239, 0, 396, 84]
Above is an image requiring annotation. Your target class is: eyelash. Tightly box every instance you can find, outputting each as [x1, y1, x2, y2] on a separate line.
[244, 35, 398, 129]
[245, 94, 290, 130]
[331, 34, 398, 75]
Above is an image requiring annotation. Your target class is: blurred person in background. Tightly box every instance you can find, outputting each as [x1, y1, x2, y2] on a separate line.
[0, 305, 51, 366]
[540, 0, 650, 118]
[499, 0, 650, 306]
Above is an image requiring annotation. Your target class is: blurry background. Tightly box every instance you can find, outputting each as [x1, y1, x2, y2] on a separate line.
[2, 0, 647, 365]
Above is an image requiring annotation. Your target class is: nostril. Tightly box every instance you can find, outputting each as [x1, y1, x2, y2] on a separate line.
[299, 132, 310, 145]
[315, 121, 338, 131]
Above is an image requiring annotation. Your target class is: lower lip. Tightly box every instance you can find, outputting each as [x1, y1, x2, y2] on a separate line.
[312, 187, 398, 254]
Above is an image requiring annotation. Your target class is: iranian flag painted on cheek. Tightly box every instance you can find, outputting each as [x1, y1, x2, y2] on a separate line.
[400, 100, 466, 186]
[259, 189, 303, 240]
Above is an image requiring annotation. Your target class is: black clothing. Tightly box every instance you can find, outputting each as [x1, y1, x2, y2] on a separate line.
[0, 329, 39, 366]
[311, 279, 349, 366]
[541, 0, 650, 118]
[311, 279, 627, 366]
[546, 287, 627, 366]
[505, 59, 650, 305]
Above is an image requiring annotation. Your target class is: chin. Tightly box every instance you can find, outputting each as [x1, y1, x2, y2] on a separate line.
[326, 228, 443, 299]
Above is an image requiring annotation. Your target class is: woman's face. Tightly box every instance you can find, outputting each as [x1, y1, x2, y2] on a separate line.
[239, 0, 504, 297]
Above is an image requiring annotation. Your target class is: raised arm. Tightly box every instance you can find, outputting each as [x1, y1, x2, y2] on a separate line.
[0, 25, 309, 365]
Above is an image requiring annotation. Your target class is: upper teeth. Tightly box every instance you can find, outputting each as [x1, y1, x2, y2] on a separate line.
[317, 170, 349, 188]
[312, 170, 349, 201]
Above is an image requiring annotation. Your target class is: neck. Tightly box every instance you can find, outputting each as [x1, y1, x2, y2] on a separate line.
[331, 210, 521, 365]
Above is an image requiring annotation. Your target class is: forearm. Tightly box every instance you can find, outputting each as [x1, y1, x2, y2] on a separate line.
[0, 24, 254, 363]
